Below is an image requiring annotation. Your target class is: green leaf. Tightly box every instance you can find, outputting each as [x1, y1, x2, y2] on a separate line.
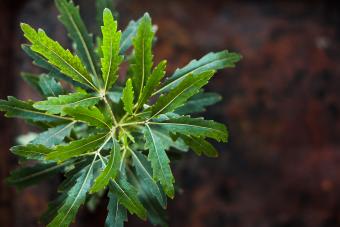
[110, 177, 147, 220]
[47, 157, 95, 227]
[131, 150, 167, 207]
[121, 78, 134, 114]
[10, 144, 52, 160]
[55, 0, 100, 85]
[181, 136, 218, 157]
[105, 192, 127, 227]
[39, 74, 64, 97]
[90, 139, 121, 193]
[22, 45, 87, 89]
[101, 8, 123, 91]
[96, 0, 117, 28]
[156, 50, 242, 94]
[33, 93, 100, 115]
[131, 13, 154, 99]
[32, 122, 75, 147]
[120, 18, 141, 54]
[21, 23, 97, 90]
[175, 92, 222, 115]
[151, 70, 215, 118]
[21, 72, 44, 95]
[46, 133, 108, 162]
[0, 96, 69, 123]
[144, 124, 174, 198]
[151, 126, 188, 152]
[136, 60, 167, 110]
[150, 116, 228, 142]
[63, 106, 111, 129]
[6, 162, 67, 189]
[128, 169, 168, 227]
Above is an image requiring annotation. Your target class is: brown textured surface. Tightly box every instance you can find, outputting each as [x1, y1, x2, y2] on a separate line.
[0, 0, 340, 226]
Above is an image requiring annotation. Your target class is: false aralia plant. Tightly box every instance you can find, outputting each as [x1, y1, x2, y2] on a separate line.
[0, 0, 241, 226]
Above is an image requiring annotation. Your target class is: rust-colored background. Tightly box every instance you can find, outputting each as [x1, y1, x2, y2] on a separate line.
[1, 0, 340, 226]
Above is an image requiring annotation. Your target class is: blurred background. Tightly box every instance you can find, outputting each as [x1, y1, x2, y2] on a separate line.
[1, 0, 340, 226]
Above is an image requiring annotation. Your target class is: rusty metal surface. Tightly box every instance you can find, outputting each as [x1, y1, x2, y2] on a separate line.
[0, 0, 339, 226]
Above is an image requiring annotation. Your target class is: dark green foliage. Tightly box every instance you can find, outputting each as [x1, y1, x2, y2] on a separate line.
[0, 0, 241, 226]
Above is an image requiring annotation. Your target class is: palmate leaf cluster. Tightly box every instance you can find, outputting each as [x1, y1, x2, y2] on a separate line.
[0, 0, 241, 226]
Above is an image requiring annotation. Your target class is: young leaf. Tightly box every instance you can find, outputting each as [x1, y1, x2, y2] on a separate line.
[144, 124, 174, 198]
[151, 70, 215, 118]
[32, 122, 75, 147]
[155, 50, 242, 94]
[181, 136, 218, 157]
[63, 106, 111, 129]
[96, 0, 116, 27]
[46, 133, 108, 162]
[21, 23, 97, 90]
[0, 96, 69, 123]
[110, 177, 147, 220]
[90, 139, 121, 193]
[105, 191, 127, 227]
[150, 116, 228, 142]
[6, 162, 67, 189]
[175, 92, 222, 115]
[121, 78, 134, 114]
[33, 93, 100, 115]
[131, 13, 154, 99]
[47, 158, 95, 227]
[55, 0, 100, 84]
[10, 144, 52, 160]
[101, 8, 123, 91]
[131, 149, 167, 207]
[136, 60, 167, 110]
[39, 74, 65, 97]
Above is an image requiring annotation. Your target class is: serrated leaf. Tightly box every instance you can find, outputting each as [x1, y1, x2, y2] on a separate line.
[32, 122, 75, 147]
[175, 92, 222, 115]
[6, 162, 67, 189]
[21, 72, 44, 95]
[151, 70, 215, 118]
[101, 8, 123, 91]
[152, 126, 188, 152]
[33, 93, 100, 115]
[22, 44, 87, 89]
[21, 23, 97, 90]
[90, 139, 121, 193]
[110, 177, 147, 220]
[150, 116, 228, 142]
[39, 74, 64, 97]
[10, 144, 52, 160]
[96, 0, 117, 27]
[47, 157, 96, 227]
[63, 106, 111, 129]
[128, 169, 168, 227]
[156, 50, 242, 94]
[120, 18, 141, 54]
[46, 133, 107, 162]
[55, 0, 100, 85]
[105, 192, 127, 227]
[131, 13, 154, 99]
[181, 136, 218, 157]
[144, 124, 174, 198]
[0, 96, 69, 123]
[136, 60, 166, 110]
[131, 150, 167, 207]
[121, 78, 134, 114]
